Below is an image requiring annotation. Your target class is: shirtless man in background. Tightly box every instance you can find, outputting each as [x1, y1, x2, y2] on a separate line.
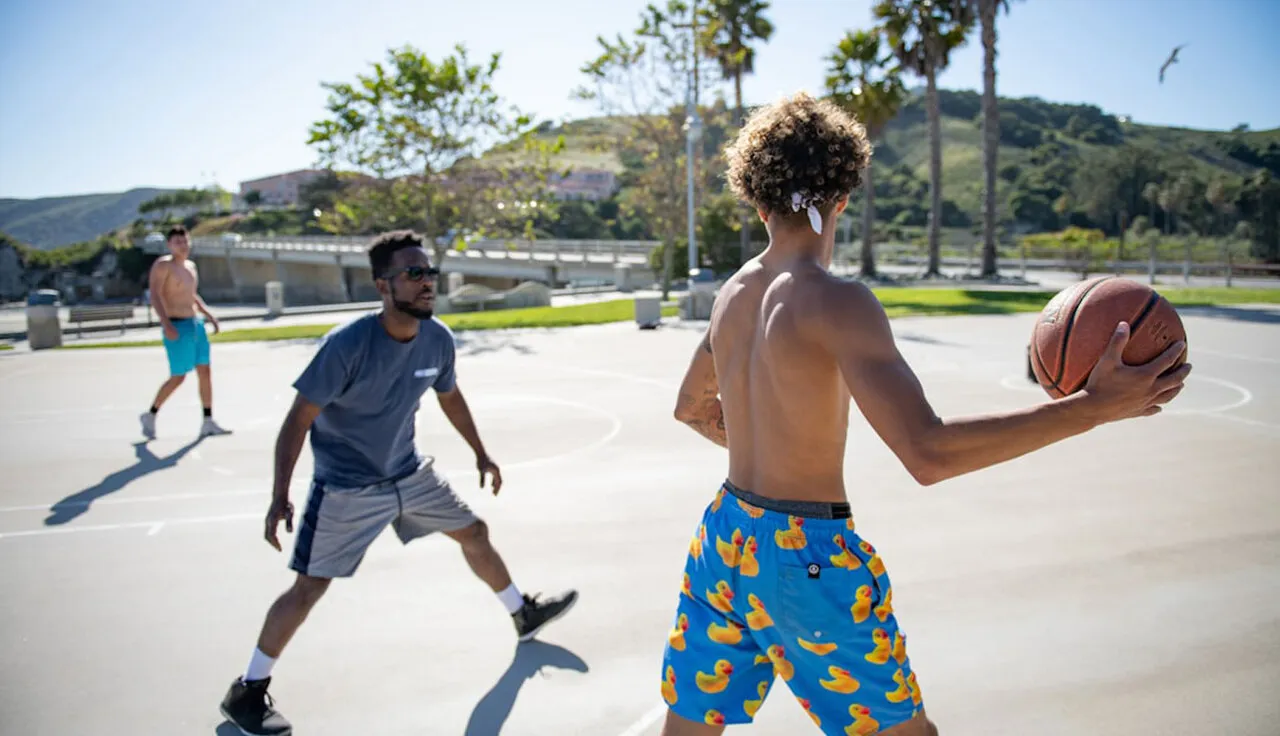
[140, 225, 231, 439]
[658, 92, 1190, 735]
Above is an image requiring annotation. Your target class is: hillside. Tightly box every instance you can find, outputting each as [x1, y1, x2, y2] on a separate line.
[872, 89, 1279, 230]
[7, 89, 1277, 251]
[521, 89, 1278, 236]
[0, 188, 174, 249]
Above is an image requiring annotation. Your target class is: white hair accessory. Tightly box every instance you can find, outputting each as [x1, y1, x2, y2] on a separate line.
[791, 191, 823, 235]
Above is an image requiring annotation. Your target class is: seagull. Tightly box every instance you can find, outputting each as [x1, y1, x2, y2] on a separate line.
[1159, 44, 1187, 83]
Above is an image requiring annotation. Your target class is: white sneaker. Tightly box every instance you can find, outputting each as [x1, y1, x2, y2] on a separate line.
[139, 412, 156, 440]
[200, 418, 232, 437]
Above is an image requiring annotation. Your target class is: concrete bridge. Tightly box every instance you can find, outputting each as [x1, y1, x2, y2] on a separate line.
[138, 235, 660, 305]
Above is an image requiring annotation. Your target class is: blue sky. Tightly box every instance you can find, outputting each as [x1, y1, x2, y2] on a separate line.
[2, 0, 1277, 199]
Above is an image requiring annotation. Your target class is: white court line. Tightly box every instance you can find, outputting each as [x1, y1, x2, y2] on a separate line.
[617, 703, 666, 736]
[476, 394, 625, 470]
[1000, 372, 1273, 428]
[0, 488, 265, 514]
[1163, 375, 1253, 415]
[1193, 347, 1280, 365]
[0, 512, 259, 540]
[999, 373, 1254, 414]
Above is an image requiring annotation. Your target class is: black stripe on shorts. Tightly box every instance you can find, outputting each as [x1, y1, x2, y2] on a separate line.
[290, 481, 326, 573]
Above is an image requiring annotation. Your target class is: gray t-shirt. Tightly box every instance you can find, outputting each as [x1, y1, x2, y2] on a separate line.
[293, 313, 457, 488]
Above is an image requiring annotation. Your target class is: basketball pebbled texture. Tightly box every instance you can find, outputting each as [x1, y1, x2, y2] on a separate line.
[1029, 276, 1187, 398]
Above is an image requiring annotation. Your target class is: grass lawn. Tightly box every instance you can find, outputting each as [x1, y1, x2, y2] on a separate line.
[871, 285, 1280, 318]
[54, 286, 1279, 349]
[60, 299, 682, 349]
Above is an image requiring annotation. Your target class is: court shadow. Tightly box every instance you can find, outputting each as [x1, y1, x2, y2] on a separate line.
[463, 640, 589, 736]
[44, 437, 205, 526]
[455, 332, 538, 357]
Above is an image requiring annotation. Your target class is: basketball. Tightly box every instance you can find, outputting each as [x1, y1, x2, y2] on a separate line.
[1029, 276, 1187, 398]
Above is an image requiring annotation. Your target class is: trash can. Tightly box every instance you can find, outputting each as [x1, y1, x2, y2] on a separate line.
[634, 295, 662, 329]
[26, 289, 62, 350]
[265, 281, 285, 317]
[683, 268, 717, 320]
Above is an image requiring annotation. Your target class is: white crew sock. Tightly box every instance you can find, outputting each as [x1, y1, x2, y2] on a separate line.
[497, 583, 525, 614]
[244, 647, 277, 682]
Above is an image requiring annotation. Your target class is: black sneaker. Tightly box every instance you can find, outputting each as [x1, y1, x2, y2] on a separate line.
[512, 590, 578, 642]
[219, 677, 292, 736]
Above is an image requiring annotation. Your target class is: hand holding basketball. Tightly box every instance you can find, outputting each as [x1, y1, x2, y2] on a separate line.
[1082, 322, 1191, 423]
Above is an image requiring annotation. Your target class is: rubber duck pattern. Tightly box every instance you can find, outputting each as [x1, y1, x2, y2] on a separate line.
[660, 483, 925, 733]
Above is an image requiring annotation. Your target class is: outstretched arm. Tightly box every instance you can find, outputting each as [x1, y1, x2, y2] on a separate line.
[673, 330, 727, 448]
[822, 281, 1189, 486]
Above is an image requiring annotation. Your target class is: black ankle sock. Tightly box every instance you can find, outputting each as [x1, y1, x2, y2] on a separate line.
[203, 407, 212, 418]
[149, 405, 158, 414]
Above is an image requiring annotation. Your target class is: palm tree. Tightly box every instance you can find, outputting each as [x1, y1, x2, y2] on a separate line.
[874, 0, 974, 278]
[826, 29, 907, 278]
[975, 0, 1018, 277]
[699, 0, 775, 266]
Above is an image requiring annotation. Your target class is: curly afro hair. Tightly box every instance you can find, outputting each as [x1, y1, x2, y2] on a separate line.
[725, 92, 872, 225]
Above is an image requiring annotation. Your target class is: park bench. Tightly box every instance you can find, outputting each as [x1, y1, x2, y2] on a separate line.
[67, 304, 134, 337]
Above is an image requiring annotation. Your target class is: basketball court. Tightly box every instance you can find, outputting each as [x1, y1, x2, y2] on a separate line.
[1, 307, 1278, 735]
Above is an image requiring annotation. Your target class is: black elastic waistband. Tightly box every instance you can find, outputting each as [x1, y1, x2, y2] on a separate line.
[722, 480, 852, 520]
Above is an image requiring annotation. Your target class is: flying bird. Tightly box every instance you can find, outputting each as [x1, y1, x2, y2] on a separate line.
[1159, 44, 1187, 83]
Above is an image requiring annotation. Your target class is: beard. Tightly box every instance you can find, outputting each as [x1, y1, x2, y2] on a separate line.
[392, 296, 434, 320]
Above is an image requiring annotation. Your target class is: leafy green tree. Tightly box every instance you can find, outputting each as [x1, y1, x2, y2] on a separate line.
[307, 43, 560, 289]
[576, 0, 722, 298]
[1073, 147, 1164, 260]
[1237, 170, 1280, 261]
[826, 28, 906, 277]
[874, 0, 974, 277]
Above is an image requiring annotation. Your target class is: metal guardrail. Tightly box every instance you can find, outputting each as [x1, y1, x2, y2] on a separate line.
[162, 235, 659, 258]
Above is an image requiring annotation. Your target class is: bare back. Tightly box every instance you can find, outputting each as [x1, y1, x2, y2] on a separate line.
[151, 256, 199, 319]
[710, 258, 851, 504]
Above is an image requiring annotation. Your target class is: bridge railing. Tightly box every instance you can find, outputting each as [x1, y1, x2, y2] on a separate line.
[160, 235, 658, 263]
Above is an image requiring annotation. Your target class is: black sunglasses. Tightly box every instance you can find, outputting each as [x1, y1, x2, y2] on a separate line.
[382, 265, 439, 282]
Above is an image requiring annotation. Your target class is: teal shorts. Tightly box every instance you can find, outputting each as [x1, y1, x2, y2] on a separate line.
[163, 316, 210, 376]
[660, 481, 923, 734]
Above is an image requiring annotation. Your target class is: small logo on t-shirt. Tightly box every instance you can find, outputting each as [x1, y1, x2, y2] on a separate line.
[413, 368, 439, 379]
[807, 563, 821, 578]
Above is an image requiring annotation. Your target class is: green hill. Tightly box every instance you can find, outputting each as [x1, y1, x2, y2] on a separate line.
[0, 188, 174, 249]
[870, 89, 1279, 232]
[516, 89, 1277, 241]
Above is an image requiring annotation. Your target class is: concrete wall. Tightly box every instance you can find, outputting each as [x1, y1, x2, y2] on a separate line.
[279, 262, 348, 305]
[180, 241, 654, 306]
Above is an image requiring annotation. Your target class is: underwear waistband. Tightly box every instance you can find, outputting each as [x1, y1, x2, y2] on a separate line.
[722, 480, 852, 520]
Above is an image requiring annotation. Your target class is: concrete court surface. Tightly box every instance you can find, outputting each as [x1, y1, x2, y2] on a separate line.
[1, 307, 1278, 736]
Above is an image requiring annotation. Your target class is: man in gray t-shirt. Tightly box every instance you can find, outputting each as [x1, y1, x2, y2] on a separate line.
[219, 230, 577, 736]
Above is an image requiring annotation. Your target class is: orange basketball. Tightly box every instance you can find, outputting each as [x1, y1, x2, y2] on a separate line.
[1029, 276, 1187, 398]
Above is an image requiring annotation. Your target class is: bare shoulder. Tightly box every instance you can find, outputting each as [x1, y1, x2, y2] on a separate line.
[805, 274, 893, 349]
[149, 256, 175, 276]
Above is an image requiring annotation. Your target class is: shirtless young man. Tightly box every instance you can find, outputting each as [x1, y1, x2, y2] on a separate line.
[658, 93, 1191, 736]
[139, 225, 230, 439]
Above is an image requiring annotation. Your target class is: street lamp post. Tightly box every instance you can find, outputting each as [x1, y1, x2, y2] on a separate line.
[684, 93, 702, 275]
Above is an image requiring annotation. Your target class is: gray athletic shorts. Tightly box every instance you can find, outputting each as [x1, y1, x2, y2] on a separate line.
[289, 459, 478, 579]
